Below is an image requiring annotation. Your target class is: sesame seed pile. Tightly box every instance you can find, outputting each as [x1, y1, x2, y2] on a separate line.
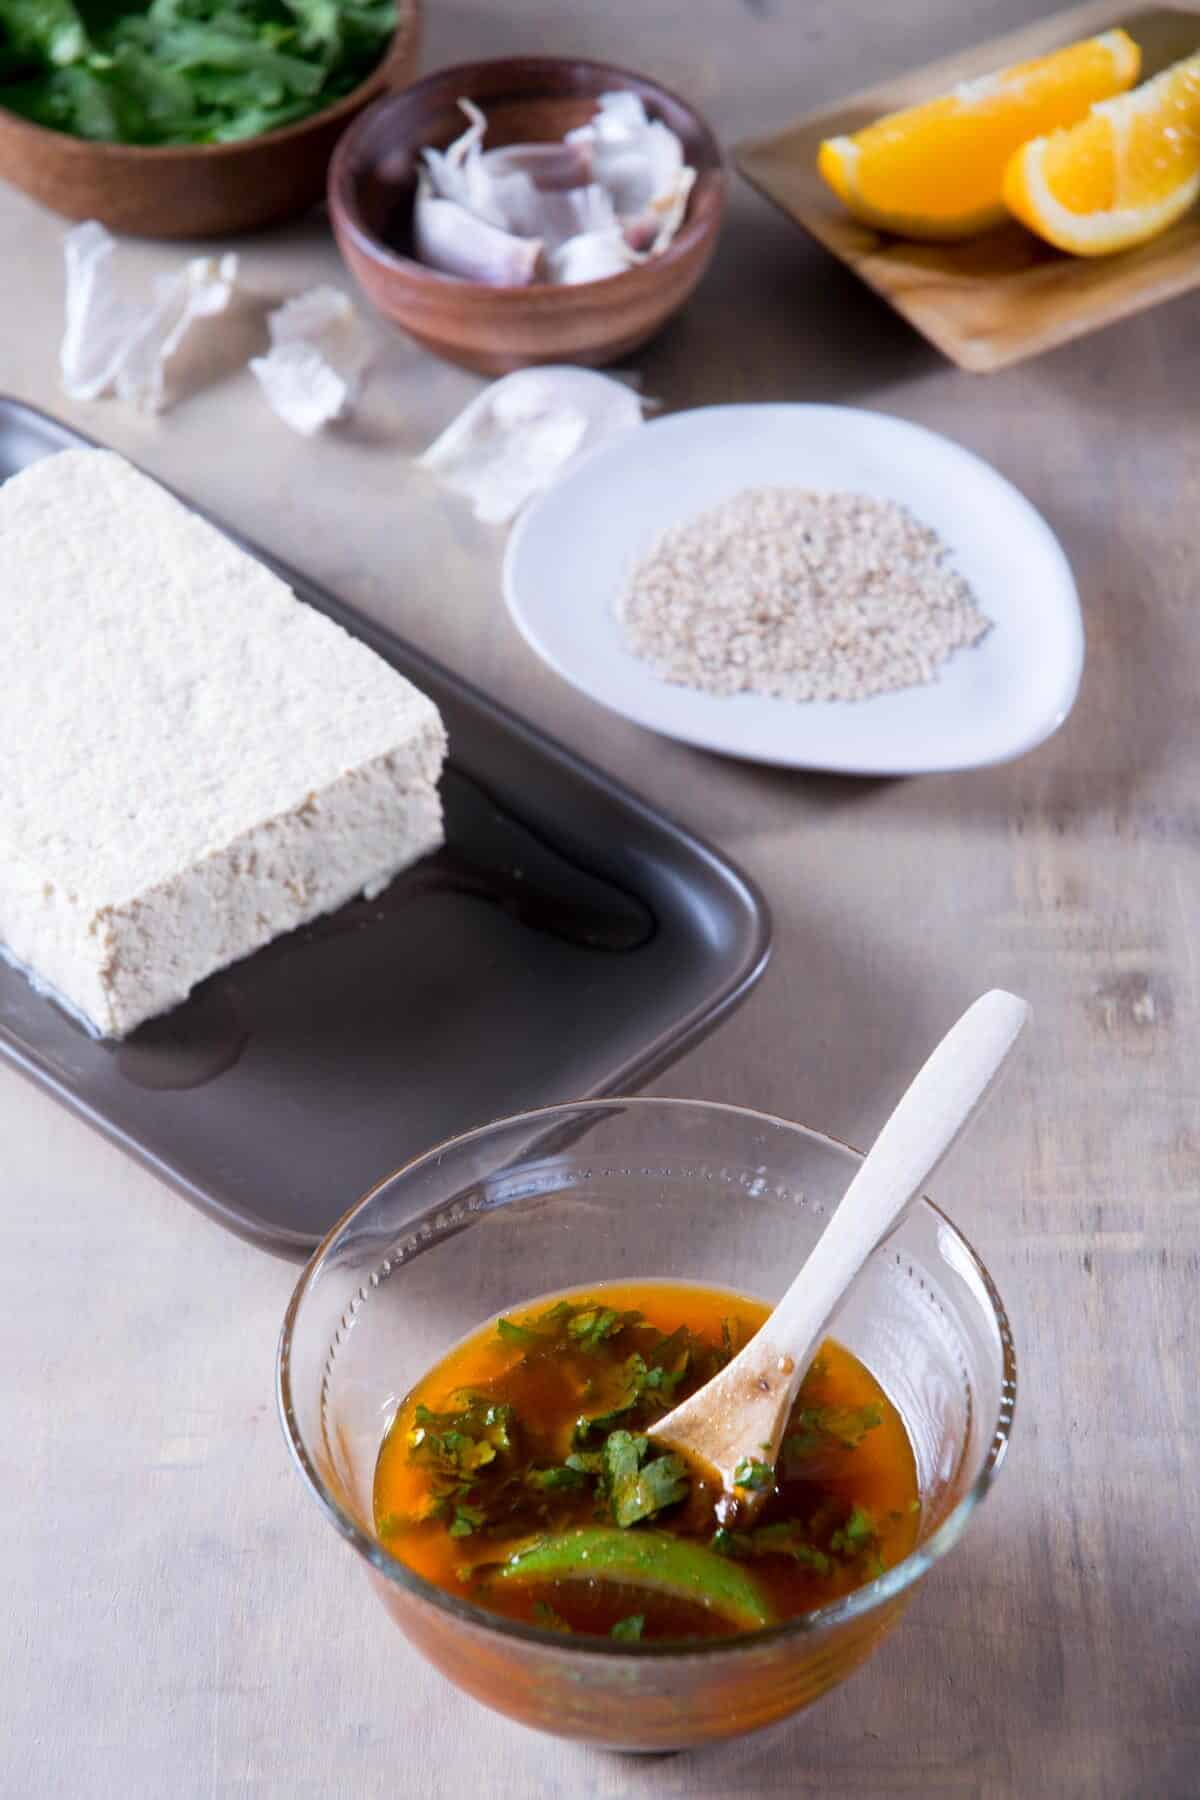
[617, 487, 991, 704]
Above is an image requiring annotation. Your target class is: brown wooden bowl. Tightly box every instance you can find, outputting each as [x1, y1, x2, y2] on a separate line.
[0, 1, 420, 240]
[327, 56, 727, 373]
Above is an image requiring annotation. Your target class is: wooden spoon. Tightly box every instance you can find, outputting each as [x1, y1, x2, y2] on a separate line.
[651, 990, 1029, 1522]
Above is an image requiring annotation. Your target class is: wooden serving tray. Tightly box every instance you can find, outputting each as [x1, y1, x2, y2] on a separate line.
[736, 1, 1200, 372]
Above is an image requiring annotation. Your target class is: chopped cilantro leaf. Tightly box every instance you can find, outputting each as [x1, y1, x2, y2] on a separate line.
[732, 1457, 774, 1493]
[525, 1464, 587, 1494]
[568, 1306, 624, 1350]
[448, 1503, 486, 1538]
[600, 1429, 642, 1490]
[830, 1504, 878, 1557]
[843, 1504, 875, 1544]
[600, 1430, 689, 1527]
[496, 1317, 537, 1347]
[710, 1520, 831, 1574]
[610, 1613, 645, 1642]
[783, 1402, 883, 1463]
[538, 1300, 575, 1326]
[718, 1315, 754, 1365]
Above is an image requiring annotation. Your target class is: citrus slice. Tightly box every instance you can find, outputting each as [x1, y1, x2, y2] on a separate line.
[495, 1527, 775, 1630]
[1003, 51, 1200, 254]
[818, 30, 1141, 239]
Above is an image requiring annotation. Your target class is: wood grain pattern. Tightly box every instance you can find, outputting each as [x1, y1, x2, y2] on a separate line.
[329, 57, 725, 373]
[1, 0, 1198, 1793]
[737, 2, 1200, 372]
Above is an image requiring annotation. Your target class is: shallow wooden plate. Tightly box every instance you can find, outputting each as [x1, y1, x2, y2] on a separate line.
[736, 0, 1200, 372]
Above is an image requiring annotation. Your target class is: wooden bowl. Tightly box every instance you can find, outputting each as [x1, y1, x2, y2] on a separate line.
[0, 2, 420, 240]
[327, 56, 726, 373]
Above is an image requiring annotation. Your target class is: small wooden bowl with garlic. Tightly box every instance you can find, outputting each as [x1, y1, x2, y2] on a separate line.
[327, 56, 726, 374]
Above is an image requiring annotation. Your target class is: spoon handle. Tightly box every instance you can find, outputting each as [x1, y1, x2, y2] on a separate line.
[763, 989, 1029, 1364]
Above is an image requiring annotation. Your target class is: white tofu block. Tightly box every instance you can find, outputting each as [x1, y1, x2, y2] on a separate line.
[0, 449, 447, 1038]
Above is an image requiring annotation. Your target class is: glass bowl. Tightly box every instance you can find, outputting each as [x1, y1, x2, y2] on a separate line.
[277, 1099, 1015, 1751]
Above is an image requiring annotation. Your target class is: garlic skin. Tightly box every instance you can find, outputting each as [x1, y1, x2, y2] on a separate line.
[417, 367, 646, 524]
[60, 221, 239, 413]
[249, 287, 373, 436]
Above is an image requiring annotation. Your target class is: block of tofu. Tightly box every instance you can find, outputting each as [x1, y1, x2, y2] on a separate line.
[0, 449, 447, 1039]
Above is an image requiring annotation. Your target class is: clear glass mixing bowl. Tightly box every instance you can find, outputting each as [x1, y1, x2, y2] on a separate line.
[277, 1099, 1015, 1750]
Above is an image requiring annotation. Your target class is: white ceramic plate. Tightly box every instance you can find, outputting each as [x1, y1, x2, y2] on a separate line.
[503, 404, 1084, 774]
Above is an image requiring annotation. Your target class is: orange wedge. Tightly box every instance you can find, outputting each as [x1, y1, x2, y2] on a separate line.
[818, 30, 1141, 239]
[1003, 51, 1200, 254]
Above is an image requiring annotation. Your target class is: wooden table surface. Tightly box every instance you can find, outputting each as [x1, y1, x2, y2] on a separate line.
[2, 2, 1197, 1795]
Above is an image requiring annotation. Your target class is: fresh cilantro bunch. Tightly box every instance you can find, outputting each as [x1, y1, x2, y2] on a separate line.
[0, 0, 396, 144]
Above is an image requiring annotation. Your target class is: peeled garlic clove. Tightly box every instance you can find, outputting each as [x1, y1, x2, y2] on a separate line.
[413, 89, 697, 282]
[414, 180, 542, 285]
[547, 226, 640, 285]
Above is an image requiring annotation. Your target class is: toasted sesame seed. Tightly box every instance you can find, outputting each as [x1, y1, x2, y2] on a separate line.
[617, 487, 991, 704]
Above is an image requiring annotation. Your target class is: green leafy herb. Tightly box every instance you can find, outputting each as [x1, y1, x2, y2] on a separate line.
[567, 1306, 624, 1351]
[496, 1317, 537, 1347]
[783, 1402, 884, 1464]
[525, 1464, 588, 1494]
[600, 1430, 690, 1528]
[409, 1395, 516, 1475]
[600, 1429, 642, 1492]
[711, 1520, 832, 1574]
[830, 1504, 879, 1560]
[718, 1315, 755, 1365]
[732, 1457, 774, 1493]
[610, 1613, 645, 1642]
[0, 0, 397, 146]
[496, 1298, 642, 1360]
[573, 1352, 653, 1441]
[448, 1503, 486, 1539]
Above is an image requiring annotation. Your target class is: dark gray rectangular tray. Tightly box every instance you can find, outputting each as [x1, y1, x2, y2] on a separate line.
[0, 398, 770, 1259]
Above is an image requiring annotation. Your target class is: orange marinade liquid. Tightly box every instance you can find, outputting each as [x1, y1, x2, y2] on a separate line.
[373, 1280, 920, 1640]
